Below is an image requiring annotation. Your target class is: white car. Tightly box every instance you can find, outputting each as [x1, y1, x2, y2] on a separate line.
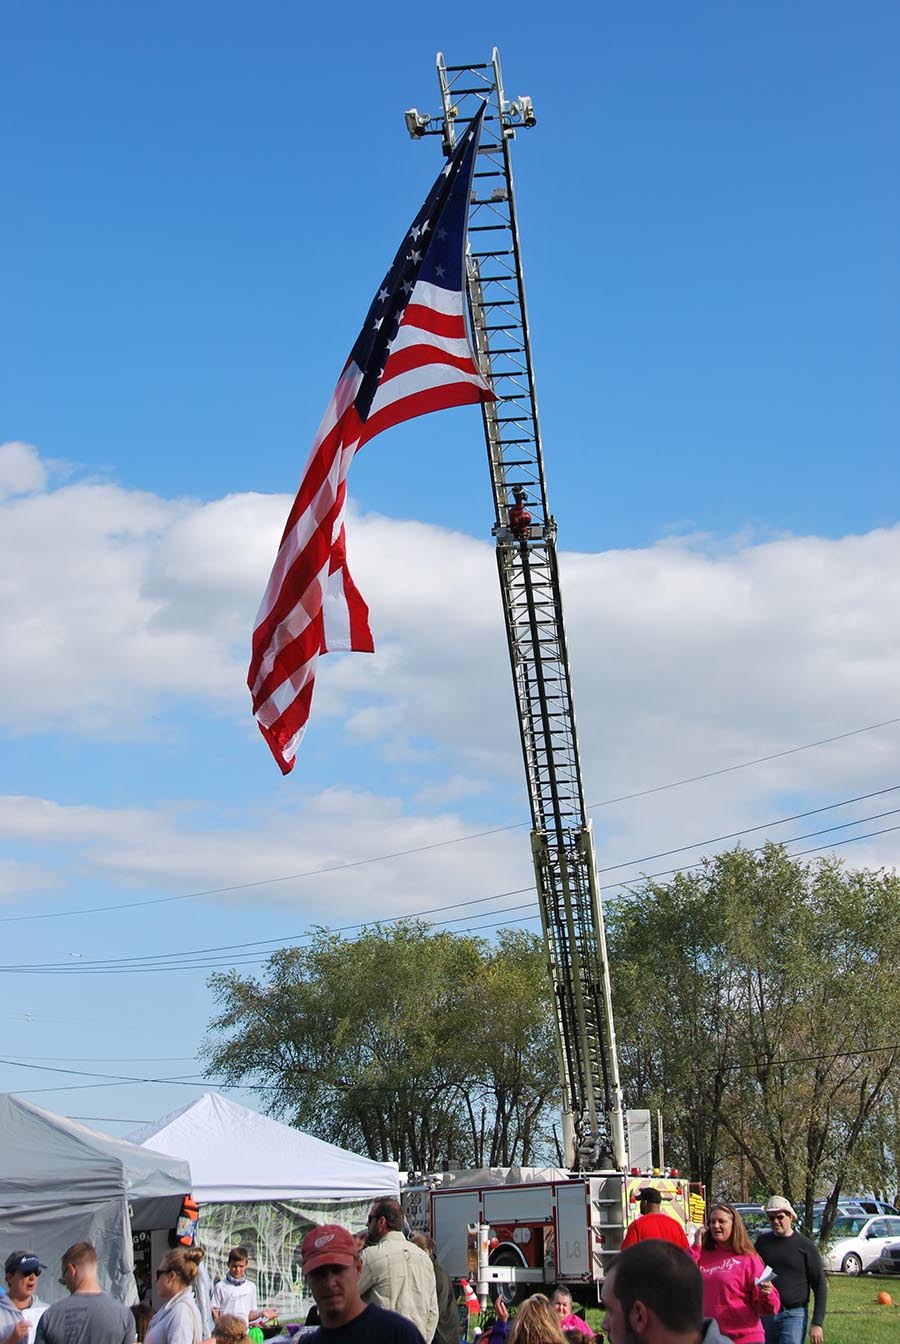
[822, 1215, 900, 1275]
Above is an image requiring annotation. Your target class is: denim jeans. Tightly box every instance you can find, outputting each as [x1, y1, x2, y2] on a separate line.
[764, 1307, 808, 1344]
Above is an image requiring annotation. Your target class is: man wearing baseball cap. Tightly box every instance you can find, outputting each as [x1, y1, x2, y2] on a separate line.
[3, 1255, 48, 1344]
[621, 1188, 691, 1251]
[756, 1197, 826, 1344]
[300, 1225, 424, 1343]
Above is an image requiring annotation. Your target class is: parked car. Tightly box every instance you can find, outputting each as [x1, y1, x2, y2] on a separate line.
[811, 1201, 900, 1237]
[821, 1215, 900, 1275]
[733, 1204, 768, 1239]
[872, 1242, 900, 1276]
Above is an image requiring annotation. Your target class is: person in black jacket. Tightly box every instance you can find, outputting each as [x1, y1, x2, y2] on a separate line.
[410, 1238, 457, 1344]
[755, 1198, 826, 1344]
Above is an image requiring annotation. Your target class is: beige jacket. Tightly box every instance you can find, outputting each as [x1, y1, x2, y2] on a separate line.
[359, 1232, 438, 1341]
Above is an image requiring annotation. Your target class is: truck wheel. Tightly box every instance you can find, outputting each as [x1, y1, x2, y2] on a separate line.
[488, 1250, 532, 1306]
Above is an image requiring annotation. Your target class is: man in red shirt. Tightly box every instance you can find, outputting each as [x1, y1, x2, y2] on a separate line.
[621, 1188, 690, 1250]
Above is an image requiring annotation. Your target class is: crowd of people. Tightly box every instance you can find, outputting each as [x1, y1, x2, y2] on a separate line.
[617, 1188, 826, 1344]
[0, 1189, 827, 1344]
[0, 1242, 275, 1344]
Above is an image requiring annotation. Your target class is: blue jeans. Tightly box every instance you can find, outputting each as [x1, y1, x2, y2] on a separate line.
[764, 1308, 808, 1344]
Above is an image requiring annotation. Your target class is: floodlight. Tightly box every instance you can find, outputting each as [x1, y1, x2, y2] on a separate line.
[404, 108, 430, 138]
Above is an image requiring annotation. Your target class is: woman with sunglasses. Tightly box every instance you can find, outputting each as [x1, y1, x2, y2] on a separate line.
[692, 1202, 780, 1344]
[146, 1249, 205, 1344]
[4, 1254, 49, 1344]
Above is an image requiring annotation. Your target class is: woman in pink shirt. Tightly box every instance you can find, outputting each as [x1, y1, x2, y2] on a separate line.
[692, 1203, 780, 1344]
[550, 1288, 594, 1338]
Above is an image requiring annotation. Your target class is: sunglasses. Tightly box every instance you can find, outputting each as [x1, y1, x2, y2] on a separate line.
[156, 1269, 173, 1279]
[767, 1213, 790, 1221]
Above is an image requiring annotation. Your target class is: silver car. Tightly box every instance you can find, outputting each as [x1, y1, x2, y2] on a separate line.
[822, 1215, 900, 1276]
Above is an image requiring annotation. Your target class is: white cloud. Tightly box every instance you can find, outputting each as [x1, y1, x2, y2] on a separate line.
[0, 789, 534, 925]
[0, 448, 898, 913]
[0, 442, 47, 498]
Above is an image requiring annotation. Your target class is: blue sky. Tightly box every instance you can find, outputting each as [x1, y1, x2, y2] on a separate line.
[1, 1, 898, 1140]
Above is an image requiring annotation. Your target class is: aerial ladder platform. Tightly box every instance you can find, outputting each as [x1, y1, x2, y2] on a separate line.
[405, 50, 627, 1173]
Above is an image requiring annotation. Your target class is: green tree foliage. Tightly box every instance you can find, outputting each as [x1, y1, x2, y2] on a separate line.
[606, 845, 900, 1229]
[203, 922, 558, 1172]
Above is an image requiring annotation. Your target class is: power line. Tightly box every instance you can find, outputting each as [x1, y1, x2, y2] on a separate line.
[699, 1041, 900, 1074]
[69, 1117, 151, 1125]
[2, 790, 896, 976]
[1, 715, 897, 927]
[9, 1032, 900, 1100]
[2, 818, 897, 979]
[588, 716, 900, 808]
[601, 801, 900, 873]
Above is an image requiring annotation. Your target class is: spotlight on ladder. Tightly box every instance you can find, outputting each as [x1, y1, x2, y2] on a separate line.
[404, 108, 431, 138]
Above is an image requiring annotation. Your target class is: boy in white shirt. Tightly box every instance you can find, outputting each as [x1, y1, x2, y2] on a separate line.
[210, 1249, 274, 1329]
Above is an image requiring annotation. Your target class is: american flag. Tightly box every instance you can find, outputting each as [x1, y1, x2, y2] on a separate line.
[249, 106, 494, 774]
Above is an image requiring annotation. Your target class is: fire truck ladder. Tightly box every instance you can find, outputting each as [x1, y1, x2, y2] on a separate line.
[405, 50, 627, 1172]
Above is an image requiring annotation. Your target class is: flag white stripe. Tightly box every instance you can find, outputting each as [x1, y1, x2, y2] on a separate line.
[368, 361, 489, 419]
[388, 323, 475, 362]
[252, 428, 361, 637]
[408, 279, 466, 314]
[256, 647, 318, 725]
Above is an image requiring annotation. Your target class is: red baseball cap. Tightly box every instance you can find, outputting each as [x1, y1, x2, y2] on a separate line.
[301, 1225, 359, 1275]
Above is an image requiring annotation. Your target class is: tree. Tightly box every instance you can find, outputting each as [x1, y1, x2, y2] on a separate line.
[606, 845, 900, 1224]
[463, 928, 560, 1166]
[203, 921, 558, 1171]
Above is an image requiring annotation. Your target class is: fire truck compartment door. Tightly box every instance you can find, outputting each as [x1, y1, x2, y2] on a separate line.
[482, 1186, 555, 1222]
[555, 1183, 592, 1277]
[432, 1192, 480, 1276]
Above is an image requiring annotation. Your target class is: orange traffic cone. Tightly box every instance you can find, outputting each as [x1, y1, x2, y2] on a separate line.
[460, 1279, 480, 1314]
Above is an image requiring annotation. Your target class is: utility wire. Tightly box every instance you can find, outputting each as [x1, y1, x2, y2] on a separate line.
[8, 1036, 900, 1099]
[2, 819, 897, 978]
[2, 793, 896, 976]
[1, 717, 897, 927]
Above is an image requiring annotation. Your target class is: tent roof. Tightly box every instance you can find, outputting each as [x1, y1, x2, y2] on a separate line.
[128, 1093, 399, 1203]
[0, 1093, 191, 1206]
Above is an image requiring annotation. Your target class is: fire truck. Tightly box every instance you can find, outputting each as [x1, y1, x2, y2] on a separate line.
[399, 52, 699, 1303]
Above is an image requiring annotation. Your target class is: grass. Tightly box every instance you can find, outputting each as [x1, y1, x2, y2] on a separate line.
[577, 1275, 900, 1344]
[816, 1274, 900, 1344]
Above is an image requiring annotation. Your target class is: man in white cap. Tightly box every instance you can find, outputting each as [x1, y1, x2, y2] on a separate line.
[755, 1197, 826, 1344]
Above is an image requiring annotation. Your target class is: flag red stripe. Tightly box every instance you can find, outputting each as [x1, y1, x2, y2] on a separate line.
[257, 675, 316, 775]
[250, 403, 365, 681]
[361, 379, 492, 446]
[250, 501, 338, 691]
[401, 303, 467, 339]
[380, 342, 487, 385]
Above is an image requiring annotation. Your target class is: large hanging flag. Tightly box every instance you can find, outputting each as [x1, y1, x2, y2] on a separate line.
[249, 107, 494, 774]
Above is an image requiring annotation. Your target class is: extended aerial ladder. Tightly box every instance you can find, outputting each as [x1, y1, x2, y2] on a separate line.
[405, 51, 627, 1173]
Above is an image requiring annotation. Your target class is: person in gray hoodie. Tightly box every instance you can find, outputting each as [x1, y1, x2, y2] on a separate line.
[0, 1284, 29, 1344]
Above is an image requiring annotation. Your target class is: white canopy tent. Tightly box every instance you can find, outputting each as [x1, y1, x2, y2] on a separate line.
[129, 1093, 399, 1316]
[0, 1094, 191, 1305]
[128, 1092, 399, 1203]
